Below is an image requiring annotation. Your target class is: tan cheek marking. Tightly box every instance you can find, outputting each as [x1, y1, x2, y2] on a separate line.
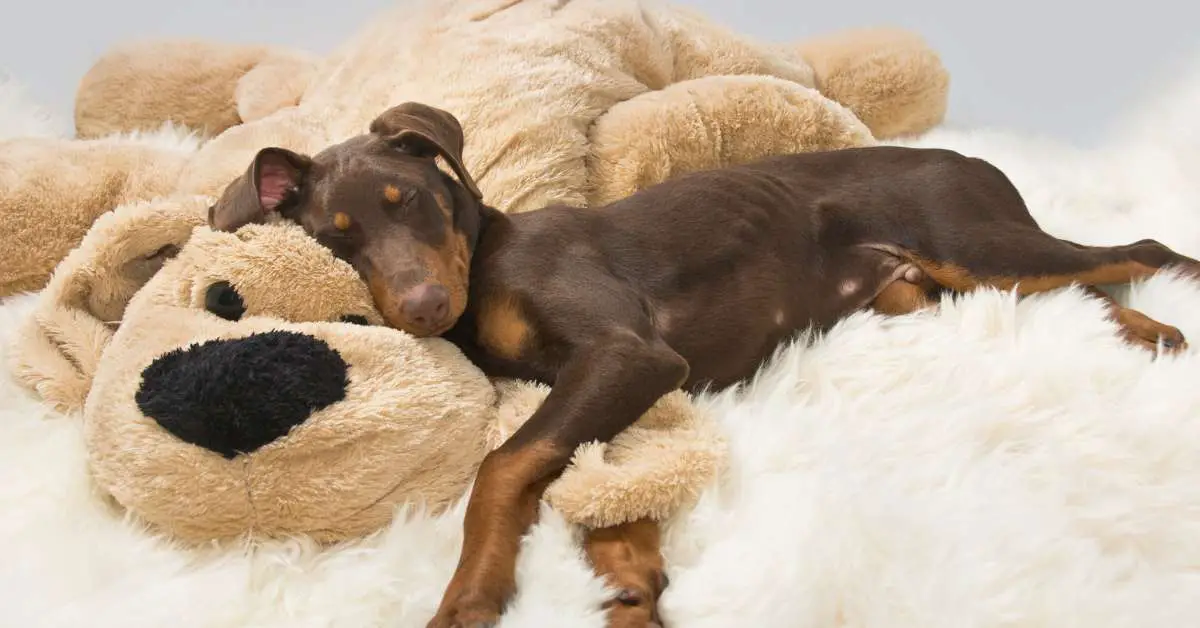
[333, 211, 352, 231]
[453, 232, 471, 275]
[431, 229, 472, 320]
[435, 191, 454, 220]
[478, 294, 530, 361]
[383, 185, 402, 203]
[366, 271, 405, 328]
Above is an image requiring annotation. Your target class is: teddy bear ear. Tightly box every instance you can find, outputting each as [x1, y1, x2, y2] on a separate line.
[11, 197, 208, 413]
[208, 147, 312, 232]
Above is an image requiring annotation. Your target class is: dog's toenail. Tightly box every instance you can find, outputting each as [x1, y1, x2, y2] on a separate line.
[616, 589, 644, 606]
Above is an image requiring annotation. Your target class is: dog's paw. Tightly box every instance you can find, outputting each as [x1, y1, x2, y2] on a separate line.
[425, 595, 502, 628]
[1114, 308, 1188, 356]
[601, 571, 669, 628]
[1119, 325, 1187, 356]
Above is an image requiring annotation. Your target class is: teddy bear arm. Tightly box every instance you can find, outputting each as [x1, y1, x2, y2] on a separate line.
[75, 40, 317, 139]
[586, 75, 873, 207]
[0, 137, 196, 297]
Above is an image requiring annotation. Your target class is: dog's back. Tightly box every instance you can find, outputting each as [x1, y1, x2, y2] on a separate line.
[467, 146, 1006, 388]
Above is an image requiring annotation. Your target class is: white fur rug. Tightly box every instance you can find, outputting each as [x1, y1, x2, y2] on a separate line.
[5, 63, 1200, 627]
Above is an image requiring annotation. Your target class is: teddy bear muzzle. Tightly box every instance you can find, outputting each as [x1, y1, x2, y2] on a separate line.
[134, 330, 351, 459]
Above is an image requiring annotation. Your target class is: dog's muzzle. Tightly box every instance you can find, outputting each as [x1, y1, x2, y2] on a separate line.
[135, 331, 350, 459]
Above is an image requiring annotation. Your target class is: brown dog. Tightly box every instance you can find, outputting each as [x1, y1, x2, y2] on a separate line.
[210, 102, 1199, 628]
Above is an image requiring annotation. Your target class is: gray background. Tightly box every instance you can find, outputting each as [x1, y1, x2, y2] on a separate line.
[1, 0, 1196, 146]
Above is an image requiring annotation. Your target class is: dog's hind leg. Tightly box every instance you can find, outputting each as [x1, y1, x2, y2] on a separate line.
[1080, 285, 1187, 352]
[882, 227, 1197, 352]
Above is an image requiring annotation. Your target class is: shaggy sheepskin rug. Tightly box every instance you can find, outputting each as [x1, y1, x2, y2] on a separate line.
[4, 61, 1200, 627]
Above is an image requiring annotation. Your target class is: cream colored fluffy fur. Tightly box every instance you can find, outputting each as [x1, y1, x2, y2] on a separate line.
[0, 0, 949, 298]
[5, 53, 1200, 627]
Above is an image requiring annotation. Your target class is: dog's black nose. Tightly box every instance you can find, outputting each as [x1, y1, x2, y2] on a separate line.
[135, 330, 349, 459]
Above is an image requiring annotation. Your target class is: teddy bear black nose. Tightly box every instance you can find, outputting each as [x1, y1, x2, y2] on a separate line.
[135, 330, 349, 459]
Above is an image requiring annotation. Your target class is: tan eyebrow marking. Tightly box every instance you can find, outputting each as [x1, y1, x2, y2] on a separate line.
[384, 185, 402, 203]
[333, 212, 352, 231]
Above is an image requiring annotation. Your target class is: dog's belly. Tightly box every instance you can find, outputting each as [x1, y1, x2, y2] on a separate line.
[649, 245, 906, 391]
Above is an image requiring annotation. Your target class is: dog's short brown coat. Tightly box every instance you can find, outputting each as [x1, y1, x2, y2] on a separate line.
[211, 103, 1199, 628]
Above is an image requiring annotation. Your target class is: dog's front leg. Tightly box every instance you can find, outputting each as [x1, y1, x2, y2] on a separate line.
[426, 332, 689, 628]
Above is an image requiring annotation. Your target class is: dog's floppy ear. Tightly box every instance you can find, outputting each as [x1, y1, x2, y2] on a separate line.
[369, 102, 483, 200]
[208, 147, 312, 232]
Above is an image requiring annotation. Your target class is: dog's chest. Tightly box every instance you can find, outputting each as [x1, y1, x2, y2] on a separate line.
[473, 294, 529, 362]
[448, 295, 551, 384]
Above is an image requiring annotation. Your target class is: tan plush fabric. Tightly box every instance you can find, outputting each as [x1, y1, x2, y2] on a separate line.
[0, 0, 949, 300]
[586, 75, 873, 206]
[82, 221, 495, 542]
[74, 40, 319, 139]
[11, 207, 723, 542]
[9, 196, 207, 414]
[795, 27, 951, 139]
[0, 137, 192, 296]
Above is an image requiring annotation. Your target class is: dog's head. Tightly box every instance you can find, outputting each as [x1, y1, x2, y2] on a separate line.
[209, 103, 485, 337]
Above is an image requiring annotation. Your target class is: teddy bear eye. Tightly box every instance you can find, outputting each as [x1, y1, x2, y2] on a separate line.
[340, 314, 370, 326]
[205, 281, 246, 321]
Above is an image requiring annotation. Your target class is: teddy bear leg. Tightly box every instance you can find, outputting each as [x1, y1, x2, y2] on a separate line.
[587, 75, 874, 207]
[794, 27, 950, 139]
[75, 40, 317, 139]
[584, 519, 669, 628]
[0, 137, 192, 297]
[174, 107, 333, 199]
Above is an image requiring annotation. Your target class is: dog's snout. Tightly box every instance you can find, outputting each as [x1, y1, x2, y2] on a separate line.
[135, 331, 349, 459]
[401, 283, 451, 333]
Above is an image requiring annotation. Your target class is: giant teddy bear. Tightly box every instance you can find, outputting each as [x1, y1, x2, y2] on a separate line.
[0, 0, 949, 298]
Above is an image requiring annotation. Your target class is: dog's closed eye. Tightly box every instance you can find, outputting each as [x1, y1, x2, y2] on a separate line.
[205, 281, 246, 321]
[340, 314, 370, 326]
